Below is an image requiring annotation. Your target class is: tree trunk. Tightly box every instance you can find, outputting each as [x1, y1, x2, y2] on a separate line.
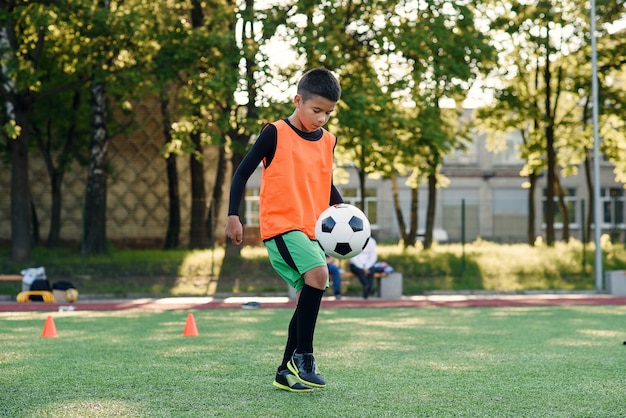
[32, 124, 66, 248]
[222, 0, 257, 257]
[358, 165, 366, 212]
[584, 149, 593, 244]
[224, 150, 245, 258]
[544, 58, 555, 246]
[34, 89, 80, 248]
[47, 170, 63, 247]
[545, 98, 556, 246]
[424, 171, 437, 249]
[186, 0, 208, 249]
[554, 170, 569, 242]
[390, 173, 419, 247]
[189, 130, 207, 249]
[207, 145, 227, 246]
[31, 199, 40, 245]
[390, 173, 407, 244]
[527, 172, 537, 246]
[10, 93, 32, 261]
[51, 90, 80, 247]
[408, 185, 419, 247]
[545, 126, 556, 246]
[2, 20, 31, 260]
[165, 152, 181, 249]
[160, 92, 180, 249]
[83, 81, 109, 255]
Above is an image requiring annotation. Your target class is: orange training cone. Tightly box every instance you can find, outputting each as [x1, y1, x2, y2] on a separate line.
[183, 313, 199, 337]
[41, 315, 58, 338]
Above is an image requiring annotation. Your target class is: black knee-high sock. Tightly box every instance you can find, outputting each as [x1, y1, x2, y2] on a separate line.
[295, 284, 324, 354]
[280, 309, 298, 370]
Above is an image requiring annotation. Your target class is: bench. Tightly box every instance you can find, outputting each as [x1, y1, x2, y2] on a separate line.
[287, 270, 403, 300]
[0, 275, 23, 281]
[340, 271, 403, 300]
[606, 270, 626, 296]
[1, 274, 57, 303]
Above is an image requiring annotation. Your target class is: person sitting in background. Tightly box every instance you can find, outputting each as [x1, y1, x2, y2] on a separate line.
[326, 255, 341, 300]
[349, 236, 377, 299]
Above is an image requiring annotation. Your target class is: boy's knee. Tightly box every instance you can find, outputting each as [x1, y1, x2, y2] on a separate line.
[304, 266, 329, 290]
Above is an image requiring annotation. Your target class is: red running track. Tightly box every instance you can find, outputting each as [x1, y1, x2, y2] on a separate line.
[1, 293, 626, 312]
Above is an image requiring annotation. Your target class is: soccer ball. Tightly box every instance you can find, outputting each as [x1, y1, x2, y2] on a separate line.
[315, 204, 371, 259]
[65, 288, 79, 303]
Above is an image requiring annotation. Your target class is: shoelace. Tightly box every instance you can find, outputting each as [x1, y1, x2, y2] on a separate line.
[302, 354, 314, 373]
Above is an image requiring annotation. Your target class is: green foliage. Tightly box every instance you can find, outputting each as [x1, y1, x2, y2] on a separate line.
[0, 241, 620, 297]
[0, 247, 190, 296]
[3, 0, 626, 261]
[268, 0, 495, 181]
[1, 120, 20, 140]
[380, 240, 601, 293]
[477, 0, 626, 184]
[217, 246, 283, 293]
[2, 307, 625, 416]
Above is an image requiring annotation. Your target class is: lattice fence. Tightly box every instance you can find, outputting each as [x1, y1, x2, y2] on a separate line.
[0, 96, 228, 248]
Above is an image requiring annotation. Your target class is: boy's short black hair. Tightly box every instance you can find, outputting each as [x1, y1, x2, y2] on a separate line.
[297, 68, 341, 102]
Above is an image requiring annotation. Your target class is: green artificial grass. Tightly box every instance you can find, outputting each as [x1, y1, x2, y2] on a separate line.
[1, 305, 625, 417]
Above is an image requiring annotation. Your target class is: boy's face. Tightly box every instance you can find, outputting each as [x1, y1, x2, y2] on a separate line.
[292, 94, 336, 133]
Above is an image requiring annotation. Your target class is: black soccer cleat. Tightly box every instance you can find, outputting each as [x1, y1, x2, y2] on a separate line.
[273, 368, 314, 393]
[287, 352, 326, 388]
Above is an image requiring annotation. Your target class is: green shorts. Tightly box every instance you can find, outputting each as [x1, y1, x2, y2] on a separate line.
[264, 231, 327, 291]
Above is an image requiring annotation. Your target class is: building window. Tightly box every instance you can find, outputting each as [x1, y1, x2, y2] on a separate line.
[243, 187, 379, 227]
[601, 188, 625, 229]
[244, 188, 260, 226]
[441, 188, 479, 242]
[339, 187, 378, 227]
[493, 189, 527, 242]
[542, 188, 577, 227]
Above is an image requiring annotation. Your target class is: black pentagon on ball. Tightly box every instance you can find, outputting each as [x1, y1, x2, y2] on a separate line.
[321, 216, 336, 233]
[348, 216, 364, 232]
[334, 242, 353, 256]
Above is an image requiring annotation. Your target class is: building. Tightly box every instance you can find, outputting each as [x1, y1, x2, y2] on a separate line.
[242, 125, 624, 244]
[1, 104, 623, 247]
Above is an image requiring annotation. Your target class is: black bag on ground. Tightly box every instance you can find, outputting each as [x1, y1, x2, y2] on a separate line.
[28, 279, 52, 302]
[52, 281, 75, 291]
[30, 279, 51, 291]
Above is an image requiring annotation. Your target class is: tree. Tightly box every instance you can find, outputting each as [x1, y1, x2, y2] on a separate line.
[264, 0, 402, 220]
[82, 0, 161, 254]
[387, 106, 429, 247]
[0, 1, 60, 260]
[183, 0, 242, 249]
[32, 86, 90, 248]
[221, 0, 285, 257]
[393, 0, 495, 248]
[263, 0, 493, 247]
[478, 0, 626, 246]
[145, 0, 226, 249]
[158, 84, 181, 249]
[584, 25, 626, 242]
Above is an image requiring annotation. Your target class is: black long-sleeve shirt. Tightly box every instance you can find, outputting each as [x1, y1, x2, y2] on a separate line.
[228, 118, 343, 216]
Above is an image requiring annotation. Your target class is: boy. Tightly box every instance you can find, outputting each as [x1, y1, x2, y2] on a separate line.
[225, 68, 343, 393]
[326, 255, 342, 299]
[349, 235, 378, 299]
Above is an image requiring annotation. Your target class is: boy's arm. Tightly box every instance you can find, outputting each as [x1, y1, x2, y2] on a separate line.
[329, 135, 343, 205]
[329, 184, 343, 205]
[226, 124, 277, 245]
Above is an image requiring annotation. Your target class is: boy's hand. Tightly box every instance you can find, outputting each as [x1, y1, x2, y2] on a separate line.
[226, 215, 244, 245]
